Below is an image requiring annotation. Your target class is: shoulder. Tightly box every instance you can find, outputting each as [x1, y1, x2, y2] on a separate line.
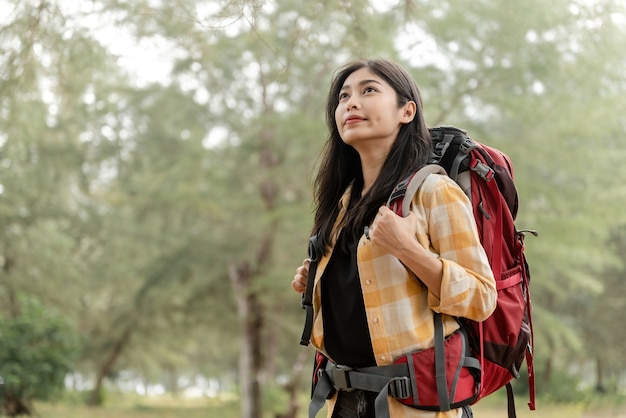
[410, 173, 472, 221]
[417, 173, 467, 205]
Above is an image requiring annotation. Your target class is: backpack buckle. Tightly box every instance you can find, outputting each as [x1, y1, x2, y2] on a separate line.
[459, 137, 477, 154]
[431, 141, 450, 162]
[389, 376, 412, 399]
[330, 364, 354, 392]
[470, 160, 495, 181]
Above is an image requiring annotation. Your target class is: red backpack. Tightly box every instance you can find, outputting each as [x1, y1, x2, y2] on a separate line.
[388, 126, 537, 416]
[301, 126, 536, 418]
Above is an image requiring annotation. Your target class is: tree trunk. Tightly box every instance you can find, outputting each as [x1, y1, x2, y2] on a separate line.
[165, 364, 179, 396]
[4, 390, 31, 417]
[3, 256, 22, 319]
[276, 348, 310, 418]
[595, 357, 607, 393]
[226, 76, 279, 418]
[230, 262, 264, 418]
[266, 317, 279, 381]
[87, 324, 134, 406]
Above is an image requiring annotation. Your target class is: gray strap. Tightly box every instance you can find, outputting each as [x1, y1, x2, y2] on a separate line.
[449, 327, 467, 401]
[400, 165, 447, 217]
[434, 313, 451, 410]
[449, 134, 477, 181]
[308, 368, 334, 418]
[407, 351, 419, 405]
[464, 355, 480, 371]
[449, 148, 466, 181]
[343, 363, 410, 392]
[342, 371, 392, 392]
[357, 363, 409, 377]
[314, 362, 411, 418]
[374, 382, 392, 418]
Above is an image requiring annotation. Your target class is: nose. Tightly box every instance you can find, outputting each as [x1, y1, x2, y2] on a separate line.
[345, 95, 360, 110]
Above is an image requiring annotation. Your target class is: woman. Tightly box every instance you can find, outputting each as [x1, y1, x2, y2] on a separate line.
[292, 59, 497, 418]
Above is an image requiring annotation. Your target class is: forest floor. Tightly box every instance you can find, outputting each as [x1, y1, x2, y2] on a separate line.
[32, 395, 626, 418]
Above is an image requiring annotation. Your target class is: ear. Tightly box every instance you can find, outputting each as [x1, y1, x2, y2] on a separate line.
[400, 101, 417, 124]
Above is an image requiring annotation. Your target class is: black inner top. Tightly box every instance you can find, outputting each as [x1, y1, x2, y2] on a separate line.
[321, 228, 376, 367]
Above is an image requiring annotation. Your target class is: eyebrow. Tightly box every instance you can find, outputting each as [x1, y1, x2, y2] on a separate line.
[340, 79, 383, 91]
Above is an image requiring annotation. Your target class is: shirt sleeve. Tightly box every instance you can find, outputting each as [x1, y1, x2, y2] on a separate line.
[414, 174, 497, 321]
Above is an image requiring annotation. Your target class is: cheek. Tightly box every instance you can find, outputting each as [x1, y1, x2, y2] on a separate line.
[334, 108, 343, 131]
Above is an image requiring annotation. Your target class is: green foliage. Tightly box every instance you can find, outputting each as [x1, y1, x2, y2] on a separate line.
[0, 297, 79, 412]
[538, 369, 590, 405]
[0, 0, 626, 414]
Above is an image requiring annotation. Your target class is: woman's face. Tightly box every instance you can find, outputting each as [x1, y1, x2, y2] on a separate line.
[334, 67, 414, 154]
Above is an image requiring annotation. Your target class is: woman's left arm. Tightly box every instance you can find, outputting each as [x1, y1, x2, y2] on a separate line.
[369, 175, 497, 321]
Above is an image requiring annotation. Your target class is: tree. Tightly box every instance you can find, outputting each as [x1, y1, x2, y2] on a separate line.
[150, 1, 402, 415]
[400, 0, 626, 387]
[0, 297, 79, 416]
[1, 0, 626, 416]
[574, 225, 626, 394]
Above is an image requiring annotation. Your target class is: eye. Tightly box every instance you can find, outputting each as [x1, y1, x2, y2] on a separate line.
[338, 92, 349, 101]
[363, 86, 377, 94]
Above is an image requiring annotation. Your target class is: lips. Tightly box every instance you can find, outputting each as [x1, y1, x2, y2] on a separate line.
[344, 115, 365, 125]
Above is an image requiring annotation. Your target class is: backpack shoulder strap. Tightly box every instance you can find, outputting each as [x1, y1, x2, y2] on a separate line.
[387, 164, 447, 217]
[299, 235, 321, 346]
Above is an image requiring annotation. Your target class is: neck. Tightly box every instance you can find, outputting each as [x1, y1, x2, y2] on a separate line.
[360, 153, 386, 197]
[353, 138, 395, 196]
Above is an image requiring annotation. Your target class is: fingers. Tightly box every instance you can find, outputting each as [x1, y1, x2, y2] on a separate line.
[291, 259, 310, 294]
[369, 206, 391, 240]
[377, 205, 394, 218]
[369, 205, 413, 247]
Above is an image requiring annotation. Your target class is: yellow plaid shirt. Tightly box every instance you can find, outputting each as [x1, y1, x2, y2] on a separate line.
[310, 174, 497, 418]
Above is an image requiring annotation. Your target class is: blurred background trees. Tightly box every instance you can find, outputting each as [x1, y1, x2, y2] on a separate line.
[0, 0, 625, 416]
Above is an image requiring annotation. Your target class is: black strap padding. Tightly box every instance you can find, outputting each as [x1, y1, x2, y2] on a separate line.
[506, 383, 517, 418]
[300, 235, 320, 346]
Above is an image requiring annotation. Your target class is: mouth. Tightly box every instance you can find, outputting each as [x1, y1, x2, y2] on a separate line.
[345, 116, 365, 125]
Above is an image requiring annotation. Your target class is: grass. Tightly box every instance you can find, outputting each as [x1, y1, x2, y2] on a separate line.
[472, 398, 626, 418]
[33, 396, 238, 418]
[30, 393, 626, 418]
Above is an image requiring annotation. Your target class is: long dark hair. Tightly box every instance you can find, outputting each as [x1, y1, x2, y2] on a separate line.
[312, 59, 432, 253]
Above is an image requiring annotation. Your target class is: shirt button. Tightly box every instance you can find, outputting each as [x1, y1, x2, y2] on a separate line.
[381, 356, 387, 361]
[365, 280, 372, 285]
[372, 317, 379, 324]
